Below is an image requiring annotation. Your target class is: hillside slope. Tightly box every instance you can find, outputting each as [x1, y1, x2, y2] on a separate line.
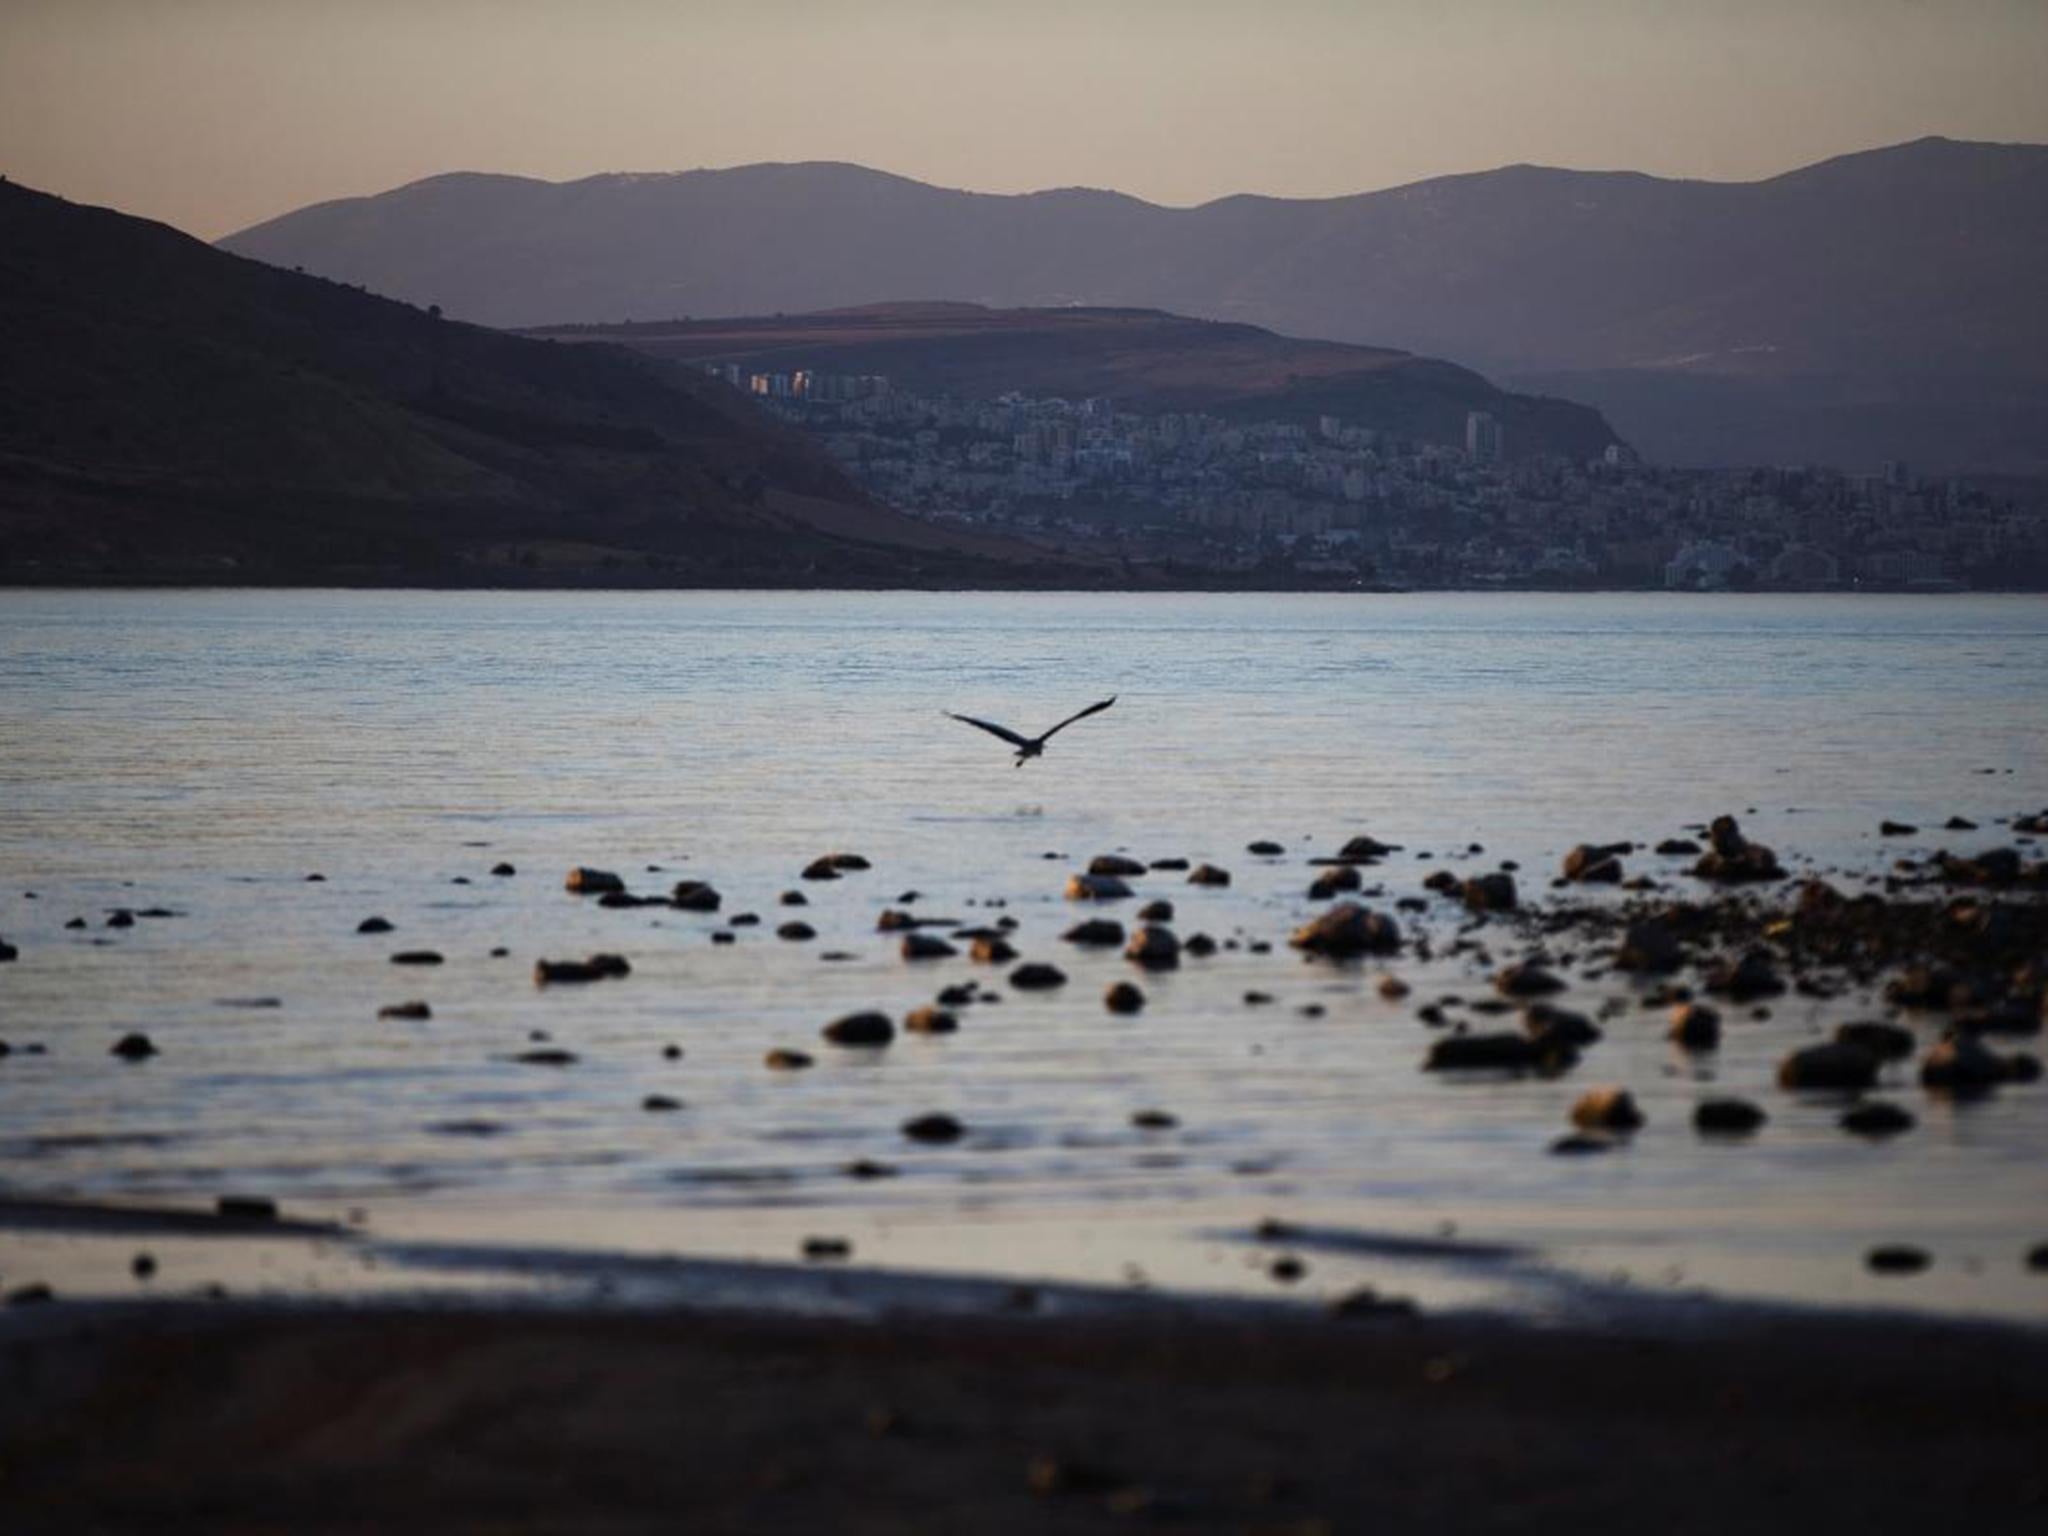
[220, 139, 2048, 472]
[0, 179, 1041, 585]
[527, 304, 1619, 461]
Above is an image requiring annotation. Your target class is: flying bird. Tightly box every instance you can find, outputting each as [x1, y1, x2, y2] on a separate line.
[945, 696, 1117, 766]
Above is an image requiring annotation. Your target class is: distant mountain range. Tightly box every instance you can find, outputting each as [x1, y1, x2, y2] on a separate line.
[220, 137, 2048, 475]
[0, 179, 1047, 585]
[527, 303, 1618, 461]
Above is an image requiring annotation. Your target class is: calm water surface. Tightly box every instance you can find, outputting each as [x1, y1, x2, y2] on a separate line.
[2, 590, 2045, 1319]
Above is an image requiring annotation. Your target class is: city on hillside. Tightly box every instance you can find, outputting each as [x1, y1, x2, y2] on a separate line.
[713, 363, 2048, 590]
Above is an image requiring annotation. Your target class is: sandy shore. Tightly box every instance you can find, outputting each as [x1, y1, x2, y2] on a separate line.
[4, 1294, 2045, 1534]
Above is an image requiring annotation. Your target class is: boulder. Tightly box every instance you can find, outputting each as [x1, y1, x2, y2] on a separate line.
[801, 857, 842, 881]
[1866, 1245, 1931, 1275]
[1461, 872, 1518, 912]
[1136, 899, 1176, 923]
[1124, 925, 1181, 971]
[901, 1112, 965, 1144]
[390, 950, 444, 966]
[670, 881, 722, 912]
[565, 867, 624, 895]
[903, 1006, 958, 1035]
[1694, 1097, 1766, 1135]
[822, 1011, 895, 1047]
[1425, 1032, 1574, 1073]
[378, 1001, 432, 1020]
[1247, 840, 1285, 856]
[1668, 1002, 1722, 1050]
[1290, 902, 1401, 958]
[1524, 1002, 1601, 1046]
[764, 1049, 813, 1070]
[970, 935, 1018, 963]
[1184, 933, 1218, 957]
[1880, 819, 1919, 836]
[1563, 843, 1629, 883]
[1778, 1042, 1879, 1090]
[1920, 1033, 2014, 1092]
[110, 1032, 158, 1061]
[1691, 816, 1785, 882]
[1655, 839, 1702, 856]
[1495, 962, 1566, 997]
[535, 954, 631, 984]
[1304, 865, 1362, 901]
[1066, 873, 1133, 901]
[1614, 920, 1681, 974]
[1187, 863, 1232, 887]
[1088, 854, 1148, 877]
[1841, 1101, 1916, 1137]
[1063, 918, 1125, 946]
[900, 932, 959, 961]
[1104, 981, 1146, 1014]
[1334, 834, 1398, 862]
[1009, 962, 1067, 990]
[777, 921, 816, 941]
[1570, 1087, 1644, 1131]
[1706, 948, 1784, 1001]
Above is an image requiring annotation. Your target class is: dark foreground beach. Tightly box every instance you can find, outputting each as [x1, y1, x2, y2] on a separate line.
[6, 1294, 2047, 1534]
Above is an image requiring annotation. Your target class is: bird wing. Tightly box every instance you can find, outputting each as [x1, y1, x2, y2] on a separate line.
[945, 712, 1034, 749]
[1036, 695, 1117, 743]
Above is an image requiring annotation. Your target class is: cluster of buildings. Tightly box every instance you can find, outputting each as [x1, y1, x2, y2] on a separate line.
[707, 365, 2048, 589]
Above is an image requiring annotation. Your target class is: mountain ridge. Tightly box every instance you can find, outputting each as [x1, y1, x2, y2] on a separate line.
[221, 136, 2048, 471]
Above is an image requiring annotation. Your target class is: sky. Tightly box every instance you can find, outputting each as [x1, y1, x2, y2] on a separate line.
[4, 0, 2045, 240]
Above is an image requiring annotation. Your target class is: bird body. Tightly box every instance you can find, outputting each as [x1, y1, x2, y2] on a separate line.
[945, 696, 1117, 765]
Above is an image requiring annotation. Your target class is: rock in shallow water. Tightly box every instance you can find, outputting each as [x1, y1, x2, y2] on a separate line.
[1009, 962, 1067, 990]
[110, 1032, 158, 1061]
[565, 867, 624, 895]
[1123, 925, 1180, 970]
[1065, 873, 1132, 901]
[902, 1112, 965, 1144]
[822, 1011, 895, 1047]
[1104, 980, 1146, 1014]
[1290, 902, 1400, 957]
[1570, 1086, 1644, 1131]
[1778, 1042, 1879, 1090]
[1694, 1097, 1767, 1135]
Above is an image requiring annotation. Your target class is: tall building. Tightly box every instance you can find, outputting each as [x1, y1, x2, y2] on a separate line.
[1465, 411, 1503, 463]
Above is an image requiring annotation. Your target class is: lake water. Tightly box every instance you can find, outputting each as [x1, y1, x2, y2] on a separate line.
[2, 590, 2046, 1321]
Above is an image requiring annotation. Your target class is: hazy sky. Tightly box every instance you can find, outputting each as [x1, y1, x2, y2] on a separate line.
[5, 0, 2045, 239]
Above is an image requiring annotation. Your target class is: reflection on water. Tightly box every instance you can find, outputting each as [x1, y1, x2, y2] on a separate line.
[2, 589, 2046, 1318]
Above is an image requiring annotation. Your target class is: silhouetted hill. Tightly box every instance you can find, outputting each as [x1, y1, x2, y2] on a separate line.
[221, 139, 2048, 472]
[526, 304, 1618, 461]
[0, 179, 1046, 585]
